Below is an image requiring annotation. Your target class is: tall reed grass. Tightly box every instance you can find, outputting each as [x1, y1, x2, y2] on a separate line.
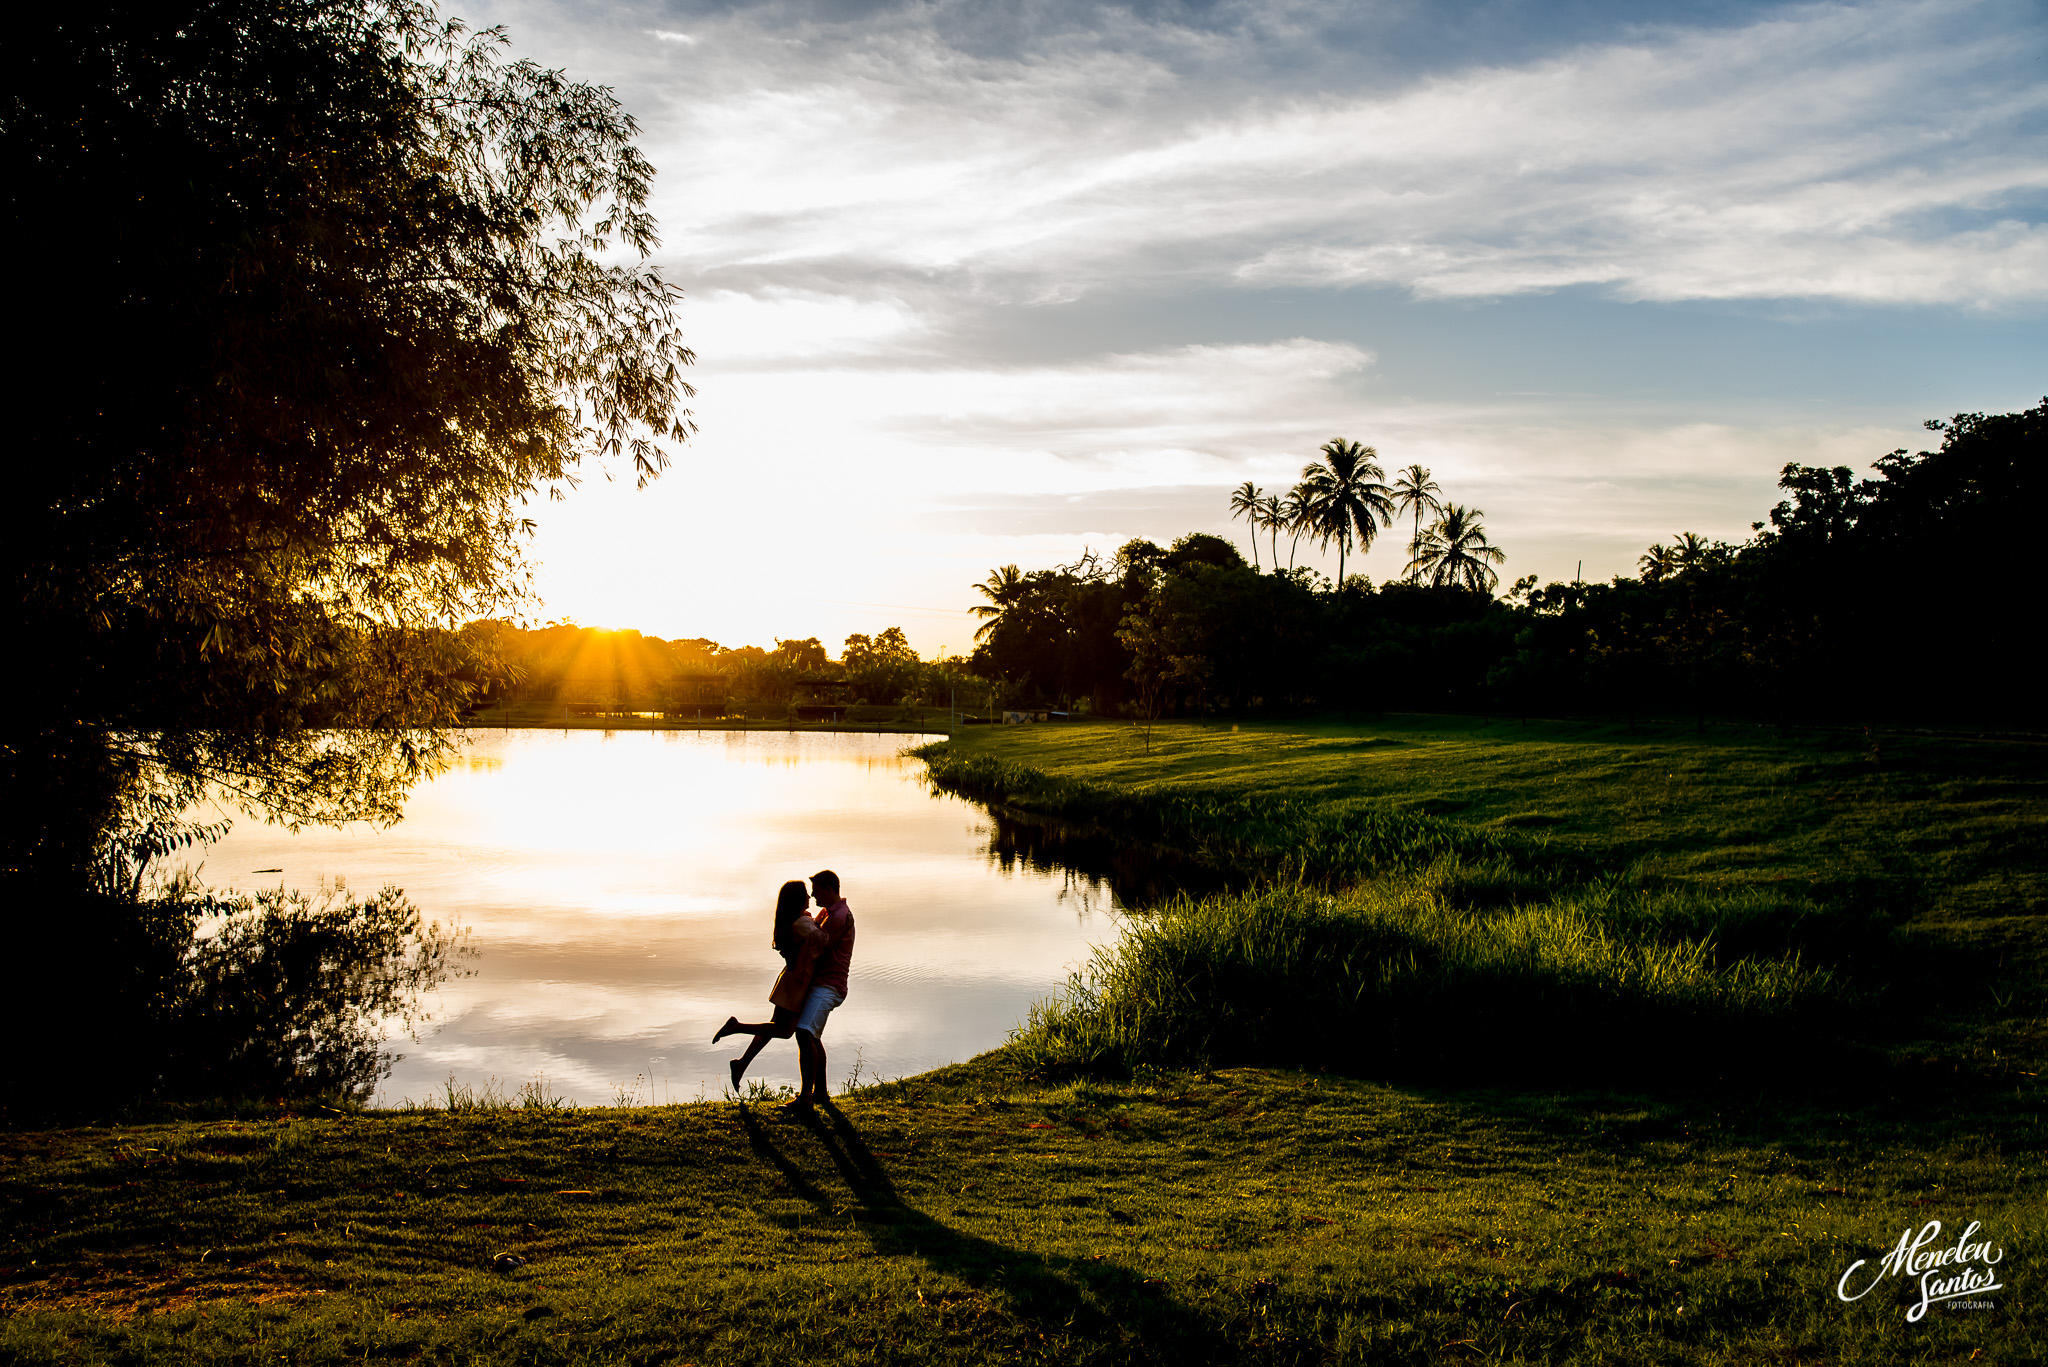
[1008, 884, 1845, 1081]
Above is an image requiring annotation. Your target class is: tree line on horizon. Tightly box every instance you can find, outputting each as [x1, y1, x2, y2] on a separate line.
[465, 622, 980, 713]
[968, 404, 2044, 726]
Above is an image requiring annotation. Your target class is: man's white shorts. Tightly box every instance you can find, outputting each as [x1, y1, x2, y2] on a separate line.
[795, 984, 844, 1038]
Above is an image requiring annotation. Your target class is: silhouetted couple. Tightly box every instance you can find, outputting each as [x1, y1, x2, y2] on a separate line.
[714, 869, 855, 1112]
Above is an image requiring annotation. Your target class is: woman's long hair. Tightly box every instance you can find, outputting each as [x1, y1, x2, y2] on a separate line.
[771, 880, 810, 954]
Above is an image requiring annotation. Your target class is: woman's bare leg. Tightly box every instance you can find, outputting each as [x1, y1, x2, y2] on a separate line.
[724, 1021, 795, 1089]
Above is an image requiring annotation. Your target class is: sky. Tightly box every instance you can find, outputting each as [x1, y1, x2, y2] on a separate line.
[469, 0, 2047, 656]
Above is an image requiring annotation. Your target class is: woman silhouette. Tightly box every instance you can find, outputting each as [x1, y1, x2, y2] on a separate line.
[712, 880, 821, 1090]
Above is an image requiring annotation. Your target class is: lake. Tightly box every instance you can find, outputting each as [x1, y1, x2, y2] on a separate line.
[194, 729, 1120, 1106]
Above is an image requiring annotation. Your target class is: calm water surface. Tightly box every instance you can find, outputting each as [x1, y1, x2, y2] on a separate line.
[196, 729, 1119, 1105]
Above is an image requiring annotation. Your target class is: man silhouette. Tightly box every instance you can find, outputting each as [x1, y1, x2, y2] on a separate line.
[787, 869, 853, 1112]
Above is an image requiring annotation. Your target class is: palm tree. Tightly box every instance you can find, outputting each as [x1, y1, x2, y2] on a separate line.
[1279, 490, 1309, 570]
[970, 564, 1024, 641]
[1640, 533, 1712, 583]
[1296, 438, 1393, 587]
[1390, 463, 1443, 577]
[1406, 505, 1506, 593]
[1672, 532, 1712, 571]
[1256, 493, 1285, 570]
[1227, 481, 1264, 570]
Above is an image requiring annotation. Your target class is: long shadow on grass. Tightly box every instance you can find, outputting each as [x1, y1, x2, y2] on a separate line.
[736, 1102, 1231, 1360]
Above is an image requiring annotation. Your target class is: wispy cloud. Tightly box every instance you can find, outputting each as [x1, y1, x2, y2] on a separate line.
[634, 0, 2046, 309]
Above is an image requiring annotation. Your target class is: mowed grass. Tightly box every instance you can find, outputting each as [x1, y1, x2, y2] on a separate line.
[3, 1060, 2042, 1365]
[937, 714, 2048, 950]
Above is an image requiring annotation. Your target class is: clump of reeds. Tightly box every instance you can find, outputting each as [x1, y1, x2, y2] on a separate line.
[1006, 883, 1846, 1083]
[419, 1074, 572, 1112]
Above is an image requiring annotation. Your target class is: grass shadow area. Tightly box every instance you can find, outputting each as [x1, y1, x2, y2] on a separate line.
[736, 1099, 1232, 1360]
[0, 1056, 2039, 1364]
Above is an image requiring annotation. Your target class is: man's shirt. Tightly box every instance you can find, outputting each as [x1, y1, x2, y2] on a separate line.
[811, 898, 855, 996]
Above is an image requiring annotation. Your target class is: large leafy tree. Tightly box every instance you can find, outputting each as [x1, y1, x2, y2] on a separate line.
[841, 627, 922, 706]
[1297, 439, 1393, 586]
[5, 0, 694, 890]
[970, 549, 1137, 712]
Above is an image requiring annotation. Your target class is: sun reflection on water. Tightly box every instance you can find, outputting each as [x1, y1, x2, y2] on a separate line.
[197, 729, 1119, 1105]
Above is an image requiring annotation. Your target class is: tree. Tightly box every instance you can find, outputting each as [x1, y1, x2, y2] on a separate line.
[1639, 543, 1682, 583]
[1136, 563, 1321, 715]
[1162, 533, 1248, 574]
[1406, 505, 1507, 594]
[970, 566, 1026, 641]
[1256, 494, 1286, 570]
[1278, 492, 1310, 570]
[5, 0, 694, 891]
[1390, 464, 1444, 576]
[1228, 482, 1265, 570]
[1640, 533, 1730, 584]
[969, 551, 1125, 711]
[1297, 439, 1393, 587]
[772, 638, 832, 674]
[842, 627, 921, 704]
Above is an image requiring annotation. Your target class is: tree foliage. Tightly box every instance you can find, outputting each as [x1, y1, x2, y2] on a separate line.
[4, 0, 694, 886]
[1406, 504, 1506, 593]
[1296, 439, 1393, 587]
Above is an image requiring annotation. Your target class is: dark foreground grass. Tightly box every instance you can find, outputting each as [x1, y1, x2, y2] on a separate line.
[2, 1059, 2041, 1365]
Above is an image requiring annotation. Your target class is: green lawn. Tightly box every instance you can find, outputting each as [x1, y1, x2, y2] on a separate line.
[940, 714, 2048, 949]
[3, 1060, 2040, 1365]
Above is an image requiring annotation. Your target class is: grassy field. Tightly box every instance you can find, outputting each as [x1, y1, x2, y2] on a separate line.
[926, 714, 2048, 943]
[2, 1059, 2040, 1365]
[4, 712, 2041, 1362]
[917, 715, 2046, 1084]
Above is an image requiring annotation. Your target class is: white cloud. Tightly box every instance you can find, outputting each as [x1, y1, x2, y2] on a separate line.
[635, 0, 2046, 307]
[680, 288, 925, 362]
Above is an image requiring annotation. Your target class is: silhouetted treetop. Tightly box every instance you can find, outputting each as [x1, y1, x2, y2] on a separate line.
[5, 0, 694, 887]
